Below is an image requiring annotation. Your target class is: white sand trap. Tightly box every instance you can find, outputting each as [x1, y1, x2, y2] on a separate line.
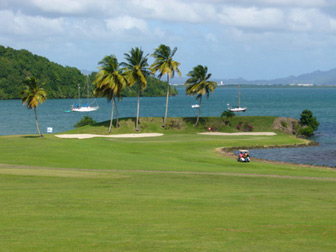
[198, 132, 276, 136]
[55, 133, 163, 139]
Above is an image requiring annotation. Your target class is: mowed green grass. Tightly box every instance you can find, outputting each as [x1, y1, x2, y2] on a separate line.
[1, 170, 336, 251]
[0, 128, 336, 251]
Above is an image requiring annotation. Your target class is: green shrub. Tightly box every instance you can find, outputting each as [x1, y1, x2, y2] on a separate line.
[221, 110, 235, 126]
[298, 126, 314, 137]
[281, 121, 288, 128]
[242, 122, 254, 132]
[236, 121, 243, 130]
[167, 118, 185, 129]
[74, 116, 97, 128]
[204, 118, 224, 131]
[300, 109, 319, 131]
[221, 110, 235, 118]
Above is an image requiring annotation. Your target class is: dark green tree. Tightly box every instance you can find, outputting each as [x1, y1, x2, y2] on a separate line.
[300, 109, 319, 131]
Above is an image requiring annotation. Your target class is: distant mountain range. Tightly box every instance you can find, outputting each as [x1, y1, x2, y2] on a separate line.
[222, 68, 336, 85]
[173, 68, 336, 85]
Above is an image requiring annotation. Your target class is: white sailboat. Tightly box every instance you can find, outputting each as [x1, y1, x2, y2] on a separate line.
[228, 84, 247, 112]
[71, 76, 99, 112]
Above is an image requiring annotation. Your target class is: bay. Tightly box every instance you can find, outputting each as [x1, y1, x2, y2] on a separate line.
[0, 87, 335, 167]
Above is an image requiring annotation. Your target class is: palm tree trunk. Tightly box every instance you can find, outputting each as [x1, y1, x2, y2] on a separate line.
[135, 84, 140, 131]
[162, 75, 170, 128]
[195, 96, 202, 127]
[114, 97, 119, 128]
[34, 107, 43, 137]
[108, 94, 115, 133]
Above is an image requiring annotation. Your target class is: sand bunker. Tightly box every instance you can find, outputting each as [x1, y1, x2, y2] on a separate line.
[198, 132, 277, 136]
[55, 133, 164, 139]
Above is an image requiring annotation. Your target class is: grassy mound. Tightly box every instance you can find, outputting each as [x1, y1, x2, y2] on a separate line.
[68, 116, 277, 135]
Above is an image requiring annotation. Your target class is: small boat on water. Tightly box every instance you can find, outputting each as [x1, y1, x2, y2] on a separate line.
[71, 76, 99, 112]
[191, 104, 200, 108]
[72, 103, 99, 112]
[228, 84, 247, 112]
[228, 106, 247, 112]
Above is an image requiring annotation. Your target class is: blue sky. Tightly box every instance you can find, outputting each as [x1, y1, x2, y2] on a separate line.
[1, 0, 336, 80]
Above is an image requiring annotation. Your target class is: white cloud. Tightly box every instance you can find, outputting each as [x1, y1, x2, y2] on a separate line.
[218, 7, 284, 29]
[0, 10, 64, 36]
[105, 16, 148, 33]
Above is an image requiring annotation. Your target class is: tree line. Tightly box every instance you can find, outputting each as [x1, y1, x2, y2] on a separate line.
[0, 45, 176, 99]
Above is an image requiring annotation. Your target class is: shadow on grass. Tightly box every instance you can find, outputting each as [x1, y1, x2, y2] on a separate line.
[22, 135, 41, 139]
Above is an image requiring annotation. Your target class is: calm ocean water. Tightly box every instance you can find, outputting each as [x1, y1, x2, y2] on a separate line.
[0, 87, 335, 167]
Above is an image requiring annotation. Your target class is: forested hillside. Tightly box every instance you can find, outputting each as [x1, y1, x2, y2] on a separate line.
[0, 45, 177, 99]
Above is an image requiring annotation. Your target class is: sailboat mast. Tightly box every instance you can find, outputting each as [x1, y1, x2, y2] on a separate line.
[238, 84, 240, 107]
[86, 76, 90, 103]
[78, 84, 81, 105]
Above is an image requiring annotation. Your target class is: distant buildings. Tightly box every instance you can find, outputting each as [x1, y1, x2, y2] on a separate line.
[290, 83, 314, 87]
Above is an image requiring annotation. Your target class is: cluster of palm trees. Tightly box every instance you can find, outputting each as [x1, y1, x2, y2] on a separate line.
[94, 45, 181, 132]
[20, 44, 218, 137]
[94, 44, 218, 131]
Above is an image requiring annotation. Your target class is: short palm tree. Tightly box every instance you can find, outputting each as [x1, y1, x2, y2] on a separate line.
[20, 76, 47, 137]
[122, 47, 150, 131]
[185, 65, 218, 126]
[151, 44, 181, 127]
[94, 55, 127, 133]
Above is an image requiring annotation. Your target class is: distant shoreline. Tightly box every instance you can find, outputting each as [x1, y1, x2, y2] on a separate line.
[173, 84, 336, 88]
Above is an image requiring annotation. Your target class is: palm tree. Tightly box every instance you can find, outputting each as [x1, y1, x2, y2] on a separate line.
[122, 47, 150, 131]
[94, 55, 127, 133]
[185, 65, 217, 126]
[151, 44, 181, 127]
[20, 76, 47, 137]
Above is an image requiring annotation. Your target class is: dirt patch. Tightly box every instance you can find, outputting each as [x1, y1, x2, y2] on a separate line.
[272, 117, 300, 135]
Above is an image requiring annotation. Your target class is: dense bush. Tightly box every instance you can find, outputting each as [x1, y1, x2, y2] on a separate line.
[74, 116, 97, 128]
[298, 126, 314, 137]
[221, 110, 235, 118]
[300, 109, 319, 131]
[242, 122, 254, 132]
[167, 118, 185, 129]
[236, 121, 254, 132]
[204, 118, 224, 131]
[221, 110, 235, 126]
[236, 121, 243, 130]
[298, 109, 319, 137]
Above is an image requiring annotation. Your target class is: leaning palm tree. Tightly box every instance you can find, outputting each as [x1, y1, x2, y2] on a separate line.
[185, 65, 218, 126]
[151, 44, 181, 127]
[121, 47, 150, 131]
[94, 55, 127, 133]
[20, 76, 47, 137]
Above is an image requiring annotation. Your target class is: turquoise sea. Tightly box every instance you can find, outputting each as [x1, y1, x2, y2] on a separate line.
[0, 87, 335, 168]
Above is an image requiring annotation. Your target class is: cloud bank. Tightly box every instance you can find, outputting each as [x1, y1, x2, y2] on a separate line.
[1, 0, 336, 79]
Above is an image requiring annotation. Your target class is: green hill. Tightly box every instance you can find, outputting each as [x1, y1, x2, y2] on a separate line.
[0, 45, 177, 99]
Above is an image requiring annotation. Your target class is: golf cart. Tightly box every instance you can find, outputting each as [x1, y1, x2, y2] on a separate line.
[238, 150, 250, 162]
